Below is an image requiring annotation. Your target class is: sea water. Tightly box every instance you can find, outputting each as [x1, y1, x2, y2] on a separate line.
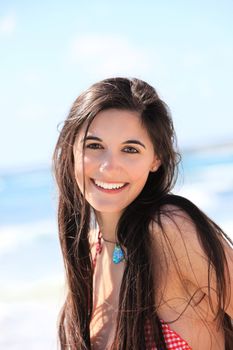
[0, 148, 233, 349]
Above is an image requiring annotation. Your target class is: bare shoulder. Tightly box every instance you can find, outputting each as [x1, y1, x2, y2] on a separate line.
[149, 204, 206, 285]
[149, 203, 233, 318]
[150, 203, 232, 269]
[149, 204, 203, 257]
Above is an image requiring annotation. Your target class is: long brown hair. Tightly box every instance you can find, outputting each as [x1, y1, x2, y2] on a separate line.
[52, 77, 233, 349]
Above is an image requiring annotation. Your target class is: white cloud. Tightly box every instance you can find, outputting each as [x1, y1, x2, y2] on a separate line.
[69, 33, 153, 78]
[0, 13, 16, 36]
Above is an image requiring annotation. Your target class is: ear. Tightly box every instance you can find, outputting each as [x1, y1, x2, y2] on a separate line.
[150, 156, 161, 172]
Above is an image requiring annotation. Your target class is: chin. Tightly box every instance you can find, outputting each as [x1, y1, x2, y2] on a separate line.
[89, 201, 127, 214]
[93, 206, 124, 214]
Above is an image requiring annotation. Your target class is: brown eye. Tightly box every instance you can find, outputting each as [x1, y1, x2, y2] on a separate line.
[86, 143, 103, 149]
[123, 146, 139, 153]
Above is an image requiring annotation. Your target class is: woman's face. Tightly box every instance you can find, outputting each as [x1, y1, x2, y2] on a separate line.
[73, 108, 160, 214]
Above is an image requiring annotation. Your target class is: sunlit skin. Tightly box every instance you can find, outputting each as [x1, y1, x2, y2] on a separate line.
[72, 109, 232, 350]
[73, 109, 161, 240]
[73, 109, 161, 347]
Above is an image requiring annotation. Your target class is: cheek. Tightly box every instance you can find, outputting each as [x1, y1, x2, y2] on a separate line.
[126, 160, 151, 181]
[83, 154, 97, 169]
[74, 158, 84, 192]
[74, 155, 96, 191]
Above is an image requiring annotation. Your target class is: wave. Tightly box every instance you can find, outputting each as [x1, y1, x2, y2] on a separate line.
[0, 219, 57, 255]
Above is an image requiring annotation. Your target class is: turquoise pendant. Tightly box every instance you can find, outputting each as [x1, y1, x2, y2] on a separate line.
[112, 244, 124, 264]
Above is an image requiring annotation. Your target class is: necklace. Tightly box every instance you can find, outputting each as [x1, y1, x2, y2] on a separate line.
[93, 231, 125, 266]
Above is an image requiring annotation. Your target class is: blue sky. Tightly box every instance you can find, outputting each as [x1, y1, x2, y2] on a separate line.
[0, 0, 233, 170]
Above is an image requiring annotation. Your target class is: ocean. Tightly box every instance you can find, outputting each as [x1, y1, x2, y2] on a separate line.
[0, 147, 233, 349]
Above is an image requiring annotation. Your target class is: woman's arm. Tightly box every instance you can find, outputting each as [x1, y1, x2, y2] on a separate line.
[151, 205, 233, 319]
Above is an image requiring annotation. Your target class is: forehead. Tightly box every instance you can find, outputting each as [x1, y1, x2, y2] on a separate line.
[81, 108, 149, 139]
[89, 108, 140, 130]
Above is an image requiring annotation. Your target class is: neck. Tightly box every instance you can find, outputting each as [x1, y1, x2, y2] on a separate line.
[95, 210, 121, 242]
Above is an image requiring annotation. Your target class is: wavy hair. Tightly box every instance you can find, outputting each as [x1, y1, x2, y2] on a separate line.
[53, 77, 233, 349]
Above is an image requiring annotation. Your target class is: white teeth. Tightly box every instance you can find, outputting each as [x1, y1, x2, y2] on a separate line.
[94, 180, 126, 190]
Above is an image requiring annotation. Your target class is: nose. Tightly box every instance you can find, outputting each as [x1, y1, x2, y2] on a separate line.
[99, 151, 121, 174]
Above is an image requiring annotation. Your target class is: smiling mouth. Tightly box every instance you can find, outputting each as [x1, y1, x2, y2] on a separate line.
[91, 179, 129, 191]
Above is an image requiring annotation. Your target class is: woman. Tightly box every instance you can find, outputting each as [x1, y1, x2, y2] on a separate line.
[53, 77, 233, 349]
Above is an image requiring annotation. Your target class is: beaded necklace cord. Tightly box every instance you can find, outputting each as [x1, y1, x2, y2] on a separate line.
[93, 231, 125, 268]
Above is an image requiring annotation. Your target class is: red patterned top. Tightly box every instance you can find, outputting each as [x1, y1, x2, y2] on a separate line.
[93, 234, 192, 349]
[144, 318, 192, 349]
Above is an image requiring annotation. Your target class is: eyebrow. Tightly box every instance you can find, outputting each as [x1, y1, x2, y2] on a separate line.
[122, 140, 146, 149]
[83, 136, 146, 149]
